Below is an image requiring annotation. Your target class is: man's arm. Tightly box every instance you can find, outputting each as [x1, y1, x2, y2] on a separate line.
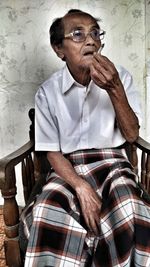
[47, 151, 101, 234]
[90, 53, 140, 143]
[106, 79, 139, 143]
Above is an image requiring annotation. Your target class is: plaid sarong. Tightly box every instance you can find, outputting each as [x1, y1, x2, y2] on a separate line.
[21, 148, 150, 267]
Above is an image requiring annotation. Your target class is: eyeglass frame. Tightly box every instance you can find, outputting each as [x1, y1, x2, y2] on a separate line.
[64, 28, 106, 43]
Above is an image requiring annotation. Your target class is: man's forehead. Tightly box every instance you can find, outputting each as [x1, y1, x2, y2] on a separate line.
[63, 13, 99, 30]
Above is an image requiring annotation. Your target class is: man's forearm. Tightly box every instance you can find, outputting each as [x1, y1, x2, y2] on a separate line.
[47, 151, 84, 190]
[108, 83, 139, 143]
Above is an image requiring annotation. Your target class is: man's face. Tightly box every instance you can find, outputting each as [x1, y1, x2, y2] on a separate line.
[60, 14, 101, 76]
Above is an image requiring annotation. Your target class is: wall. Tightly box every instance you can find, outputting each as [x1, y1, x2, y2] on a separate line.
[0, 0, 148, 159]
[0, 0, 150, 206]
[145, 0, 150, 142]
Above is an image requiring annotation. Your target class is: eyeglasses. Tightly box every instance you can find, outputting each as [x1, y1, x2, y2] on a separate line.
[64, 29, 106, 43]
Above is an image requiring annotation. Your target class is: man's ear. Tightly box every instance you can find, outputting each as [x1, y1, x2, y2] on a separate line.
[52, 44, 65, 60]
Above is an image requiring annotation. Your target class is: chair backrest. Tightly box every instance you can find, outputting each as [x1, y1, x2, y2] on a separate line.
[22, 108, 51, 204]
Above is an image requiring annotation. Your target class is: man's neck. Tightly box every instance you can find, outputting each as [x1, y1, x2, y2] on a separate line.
[67, 65, 91, 86]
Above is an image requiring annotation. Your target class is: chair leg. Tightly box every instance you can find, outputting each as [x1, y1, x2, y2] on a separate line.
[1, 189, 22, 267]
[4, 240, 23, 267]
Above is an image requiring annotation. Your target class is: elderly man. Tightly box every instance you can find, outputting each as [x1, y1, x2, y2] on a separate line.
[21, 9, 150, 267]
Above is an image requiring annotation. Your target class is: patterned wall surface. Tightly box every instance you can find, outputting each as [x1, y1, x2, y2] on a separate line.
[145, 0, 150, 141]
[0, 0, 149, 158]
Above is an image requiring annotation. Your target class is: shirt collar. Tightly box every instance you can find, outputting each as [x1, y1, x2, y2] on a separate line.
[62, 65, 75, 94]
[62, 64, 90, 94]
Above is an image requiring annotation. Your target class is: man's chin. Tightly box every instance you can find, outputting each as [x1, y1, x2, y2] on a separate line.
[80, 59, 93, 70]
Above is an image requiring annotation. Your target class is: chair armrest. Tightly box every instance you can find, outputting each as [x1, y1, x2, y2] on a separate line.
[134, 136, 150, 154]
[0, 140, 34, 266]
[133, 136, 150, 194]
[0, 140, 34, 188]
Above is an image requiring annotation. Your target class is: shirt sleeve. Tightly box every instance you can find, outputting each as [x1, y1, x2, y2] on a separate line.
[120, 67, 142, 126]
[35, 86, 60, 151]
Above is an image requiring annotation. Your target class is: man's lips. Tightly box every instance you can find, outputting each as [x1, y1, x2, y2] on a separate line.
[83, 51, 95, 56]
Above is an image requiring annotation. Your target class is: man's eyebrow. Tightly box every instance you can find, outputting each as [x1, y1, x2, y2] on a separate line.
[90, 24, 100, 29]
[70, 24, 100, 31]
[70, 25, 85, 31]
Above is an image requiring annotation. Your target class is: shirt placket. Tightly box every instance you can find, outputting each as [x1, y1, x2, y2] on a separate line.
[80, 88, 90, 147]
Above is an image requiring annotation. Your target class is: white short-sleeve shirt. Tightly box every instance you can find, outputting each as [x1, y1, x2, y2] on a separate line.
[35, 64, 142, 154]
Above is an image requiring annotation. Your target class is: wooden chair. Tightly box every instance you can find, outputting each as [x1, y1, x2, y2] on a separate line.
[0, 108, 150, 267]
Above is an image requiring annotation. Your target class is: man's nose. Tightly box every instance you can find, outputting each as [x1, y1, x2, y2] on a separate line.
[84, 33, 95, 44]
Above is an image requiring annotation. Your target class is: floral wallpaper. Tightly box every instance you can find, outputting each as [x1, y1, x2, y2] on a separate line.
[145, 0, 150, 142]
[0, 0, 149, 159]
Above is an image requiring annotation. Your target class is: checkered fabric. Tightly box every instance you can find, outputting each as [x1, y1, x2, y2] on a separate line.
[21, 148, 150, 267]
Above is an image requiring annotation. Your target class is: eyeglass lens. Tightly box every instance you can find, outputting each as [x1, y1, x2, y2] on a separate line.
[73, 29, 105, 42]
